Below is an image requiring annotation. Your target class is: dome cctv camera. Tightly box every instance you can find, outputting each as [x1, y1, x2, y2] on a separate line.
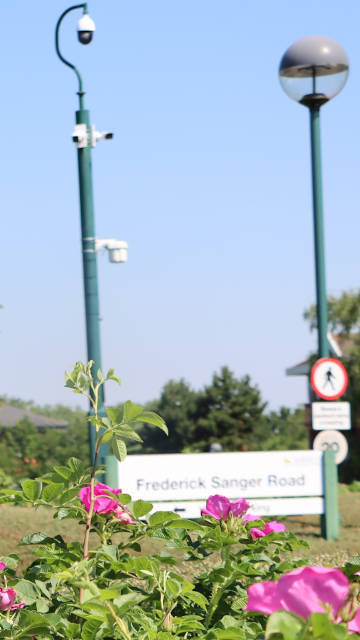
[77, 13, 95, 45]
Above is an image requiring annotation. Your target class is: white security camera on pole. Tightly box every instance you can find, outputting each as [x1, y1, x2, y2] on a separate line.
[95, 239, 128, 264]
[77, 12, 95, 44]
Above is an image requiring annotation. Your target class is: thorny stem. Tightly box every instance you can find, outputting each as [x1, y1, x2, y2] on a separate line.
[106, 602, 133, 640]
[80, 423, 101, 603]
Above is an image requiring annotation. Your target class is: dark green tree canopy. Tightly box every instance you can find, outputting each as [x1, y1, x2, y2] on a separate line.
[194, 366, 267, 451]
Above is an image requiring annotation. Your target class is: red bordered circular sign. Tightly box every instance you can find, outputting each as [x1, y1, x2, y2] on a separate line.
[310, 358, 348, 401]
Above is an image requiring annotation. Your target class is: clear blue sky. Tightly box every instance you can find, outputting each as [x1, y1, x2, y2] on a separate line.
[1, 0, 359, 412]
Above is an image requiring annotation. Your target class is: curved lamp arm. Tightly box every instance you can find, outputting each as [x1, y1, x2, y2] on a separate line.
[55, 3, 87, 109]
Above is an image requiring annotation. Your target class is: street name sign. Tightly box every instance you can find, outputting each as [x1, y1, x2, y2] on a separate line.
[312, 401, 351, 431]
[116, 450, 324, 518]
[107, 448, 339, 539]
[310, 358, 348, 400]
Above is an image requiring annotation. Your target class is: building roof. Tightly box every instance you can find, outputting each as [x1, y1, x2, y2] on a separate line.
[0, 404, 68, 429]
[286, 333, 349, 378]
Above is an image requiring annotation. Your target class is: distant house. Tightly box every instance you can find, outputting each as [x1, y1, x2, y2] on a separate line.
[0, 404, 68, 432]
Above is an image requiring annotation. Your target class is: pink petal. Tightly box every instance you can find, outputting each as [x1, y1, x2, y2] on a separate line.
[348, 609, 360, 633]
[245, 581, 281, 614]
[263, 521, 286, 534]
[0, 563, 5, 571]
[277, 566, 349, 619]
[114, 508, 136, 524]
[0, 588, 16, 611]
[11, 600, 25, 610]
[94, 482, 122, 497]
[204, 495, 231, 521]
[200, 508, 221, 520]
[78, 483, 122, 513]
[242, 513, 260, 522]
[250, 527, 266, 538]
[230, 498, 250, 517]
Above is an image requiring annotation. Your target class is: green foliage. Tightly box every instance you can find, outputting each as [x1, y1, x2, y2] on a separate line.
[194, 367, 267, 452]
[0, 407, 89, 481]
[0, 361, 358, 639]
[304, 289, 360, 335]
[248, 407, 307, 452]
[130, 379, 201, 454]
[135, 367, 268, 454]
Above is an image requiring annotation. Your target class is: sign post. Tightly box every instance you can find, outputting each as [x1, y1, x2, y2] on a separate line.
[321, 448, 339, 539]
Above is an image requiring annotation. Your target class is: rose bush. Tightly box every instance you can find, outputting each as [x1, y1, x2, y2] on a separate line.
[0, 361, 358, 639]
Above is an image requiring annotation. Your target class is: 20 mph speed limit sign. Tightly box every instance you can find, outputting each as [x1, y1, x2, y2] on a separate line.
[310, 358, 348, 401]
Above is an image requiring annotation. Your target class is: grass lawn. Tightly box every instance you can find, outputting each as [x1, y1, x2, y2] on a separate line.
[0, 492, 359, 573]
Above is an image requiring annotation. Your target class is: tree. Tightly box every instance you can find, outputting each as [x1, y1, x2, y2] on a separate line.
[124, 379, 200, 454]
[304, 289, 360, 335]
[248, 407, 307, 452]
[0, 402, 89, 481]
[193, 366, 267, 452]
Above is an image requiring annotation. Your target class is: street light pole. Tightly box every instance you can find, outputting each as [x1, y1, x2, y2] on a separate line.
[279, 36, 349, 540]
[307, 98, 329, 358]
[279, 36, 349, 360]
[55, 4, 105, 466]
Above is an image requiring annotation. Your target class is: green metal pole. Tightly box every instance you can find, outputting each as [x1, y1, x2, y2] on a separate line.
[75, 105, 106, 466]
[55, 4, 108, 470]
[321, 448, 339, 540]
[309, 105, 330, 358]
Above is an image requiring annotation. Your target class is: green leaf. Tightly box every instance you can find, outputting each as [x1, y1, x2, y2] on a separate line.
[265, 610, 303, 640]
[212, 628, 246, 639]
[137, 410, 168, 433]
[123, 400, 143, 421]
[166, 577, 182, 598]
[15, 579, 38, 604]
[310, 613, 349, 640]
[81, 617, 103, 640]
[42, 482, 64, 502]
[20, 532, 59, 546]
[65, 622, 81, 639]
[112, 437, 127, 462]
[132, 499, 153, 518]
[53, 465, 72, 479]
[167, 518, 205, 531]
[36, 597, 49, 613]
[113, 592, 147, 614]
[21, 479, 42, 501]
[101, 430, 113, 444]
[58, 487, 83, 504]
[113, 426, 143, 442]
[148, 511, 181, 526]
[184, 590, 209, 610]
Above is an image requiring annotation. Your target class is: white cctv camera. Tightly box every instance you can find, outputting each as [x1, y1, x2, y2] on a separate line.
[72, 124, 88, 148]
[91, 126, 114, 147]
[77, 13, 95, 45]
[95, 239, 128, 264]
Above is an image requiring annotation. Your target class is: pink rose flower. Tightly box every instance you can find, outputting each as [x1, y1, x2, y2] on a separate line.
[245, 566, 360, 632]
[0, 588, 25, 612]
[0, 562, 5, 571]
[78, 482, 122, 514]
[201, 495, 250, 521]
